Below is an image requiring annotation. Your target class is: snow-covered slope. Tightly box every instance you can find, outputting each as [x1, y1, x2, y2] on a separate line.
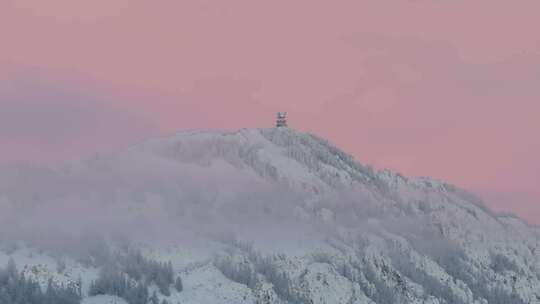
[1, 128, 539, 304]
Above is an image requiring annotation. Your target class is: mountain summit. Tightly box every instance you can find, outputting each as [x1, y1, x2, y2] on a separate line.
[0, 128, 539, 304]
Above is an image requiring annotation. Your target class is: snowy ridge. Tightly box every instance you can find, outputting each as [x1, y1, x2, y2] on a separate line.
[1, 128, 539, 304]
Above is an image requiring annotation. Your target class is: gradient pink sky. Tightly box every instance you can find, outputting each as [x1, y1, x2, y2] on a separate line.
[1, 1, 539, 222]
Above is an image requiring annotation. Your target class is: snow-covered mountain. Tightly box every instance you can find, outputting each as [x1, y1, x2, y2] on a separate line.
[1, 128, 539, 304]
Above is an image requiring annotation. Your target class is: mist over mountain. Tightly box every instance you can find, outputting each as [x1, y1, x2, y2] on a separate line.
[0, 128, 539, 304]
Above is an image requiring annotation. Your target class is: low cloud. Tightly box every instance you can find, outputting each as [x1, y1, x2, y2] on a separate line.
[0, 66, 158, 163]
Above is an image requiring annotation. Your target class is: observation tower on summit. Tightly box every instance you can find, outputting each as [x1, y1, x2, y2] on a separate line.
[276, 112, 288, 128]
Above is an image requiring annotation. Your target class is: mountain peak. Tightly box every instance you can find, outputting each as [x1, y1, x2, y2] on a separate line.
[130, 128, 378, 194]
[1, 128, 539, 304]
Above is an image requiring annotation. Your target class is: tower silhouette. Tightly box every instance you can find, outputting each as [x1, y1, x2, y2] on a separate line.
[276, 112, 287, 127]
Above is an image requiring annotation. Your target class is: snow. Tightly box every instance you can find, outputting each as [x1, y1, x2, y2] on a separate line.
[1, 128, 539, 304]
[172, 265, 256, 304]
[82, 295, 128, 304]
[300, 263, 354, 304]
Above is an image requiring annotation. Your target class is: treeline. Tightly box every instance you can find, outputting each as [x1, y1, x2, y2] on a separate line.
[89, 268, 148, 304]
[214, 241, 305, 303]
[117, 250, 175, 295]
[0, 258, 81, 304]
[438, 253, 527, 304]
[89, 249, 183, 304]
[215, 254, 301, 303]
[216, 239, 528, 304]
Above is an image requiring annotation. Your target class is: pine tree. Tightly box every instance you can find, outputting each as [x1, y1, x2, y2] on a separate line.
[174, 276, 183, 292]
[6, 257, 17, 279]
[76, 276, 83, 297]
[150, 290, 159, 304]
[57, 259, 67, 274]
[0, 260, 80, 304]
[166, 262, 174, 283]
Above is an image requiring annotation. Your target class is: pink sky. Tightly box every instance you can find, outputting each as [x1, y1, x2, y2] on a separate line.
[1, 1, 539, 223]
